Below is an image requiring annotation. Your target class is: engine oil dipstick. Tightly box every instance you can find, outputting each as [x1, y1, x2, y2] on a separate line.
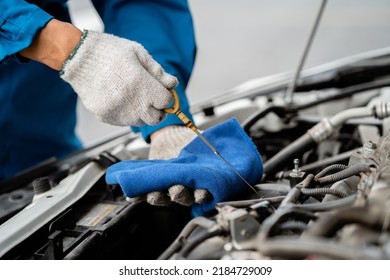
[165, 88, 261, 198]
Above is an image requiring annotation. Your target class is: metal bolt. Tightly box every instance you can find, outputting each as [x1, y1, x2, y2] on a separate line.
[365, 141, 377, 150]
[289, 158, 305, 188]
[294, 159, 300, 170]
[363, 141, 377, 158]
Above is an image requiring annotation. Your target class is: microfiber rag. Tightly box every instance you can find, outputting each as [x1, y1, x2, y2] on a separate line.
[105, 117, 263, 216]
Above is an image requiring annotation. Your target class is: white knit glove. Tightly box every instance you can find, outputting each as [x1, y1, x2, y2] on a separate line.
[130, 126, 211, 206]
[60, 30, 177, 126]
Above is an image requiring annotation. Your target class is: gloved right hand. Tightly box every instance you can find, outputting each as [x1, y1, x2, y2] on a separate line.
[60, 30, 177, 127]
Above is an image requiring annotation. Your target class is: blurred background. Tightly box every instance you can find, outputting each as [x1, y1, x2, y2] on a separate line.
[68, 0, 390, 145]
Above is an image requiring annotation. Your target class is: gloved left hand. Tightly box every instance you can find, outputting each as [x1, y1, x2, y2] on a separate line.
[106, 118, 263, 216]
[143, 125, 212, 207]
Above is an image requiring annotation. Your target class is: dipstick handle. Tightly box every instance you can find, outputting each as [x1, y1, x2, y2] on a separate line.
[165, 89, 197, 131]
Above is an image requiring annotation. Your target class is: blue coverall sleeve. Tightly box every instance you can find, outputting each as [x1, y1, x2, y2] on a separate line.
[0, 0, 53, 64]
[91, 0, 197, 142]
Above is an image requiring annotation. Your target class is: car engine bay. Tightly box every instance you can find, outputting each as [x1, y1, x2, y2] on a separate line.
[1, 48, 390, 260]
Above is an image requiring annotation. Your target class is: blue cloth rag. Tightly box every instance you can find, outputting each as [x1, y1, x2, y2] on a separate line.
[105, 118, 263, 216]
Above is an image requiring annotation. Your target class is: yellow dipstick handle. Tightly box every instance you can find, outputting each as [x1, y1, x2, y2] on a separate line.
[165, 89, 197, 132]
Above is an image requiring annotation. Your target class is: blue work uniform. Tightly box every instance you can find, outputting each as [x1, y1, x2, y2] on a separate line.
[0, 0, 196, 180]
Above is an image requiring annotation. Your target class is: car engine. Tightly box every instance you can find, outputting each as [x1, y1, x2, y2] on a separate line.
[1, 48, 390, 260]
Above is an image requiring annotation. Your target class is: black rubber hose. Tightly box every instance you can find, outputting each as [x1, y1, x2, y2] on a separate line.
[300, 187, 349, 198]
[263, 133, 316, 179]
[296, 193, 357, 212]
[280, 187, 302, 206]
[242, 105, 295, 134]
[158, 217, 217, 260]
[304, 206, 386, 237]
[314, 164, 348, 180]
[258, 207, 316, 241]
[216, 196, 286, 208]
[277, 149, 355, 178]
[255, 237, 385, 259]
[177, 227, 225, 259]
[322, 176, 360, 202]
[316, 163, 371, 185]
[278, 221, 308, 233]
[280, 174, 314, 207]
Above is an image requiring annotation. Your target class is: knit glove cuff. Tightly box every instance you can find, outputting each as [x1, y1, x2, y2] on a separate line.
[60, 30, 177, 126]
